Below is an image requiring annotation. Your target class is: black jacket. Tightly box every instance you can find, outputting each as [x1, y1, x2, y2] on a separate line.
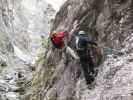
[75, 34, 97, 50]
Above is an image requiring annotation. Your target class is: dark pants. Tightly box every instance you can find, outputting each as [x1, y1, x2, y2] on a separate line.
[77, 49, 95, 84]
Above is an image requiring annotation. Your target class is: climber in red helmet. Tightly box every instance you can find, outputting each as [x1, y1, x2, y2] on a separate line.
[50, 30, 79, 64]
[50, 31, 68, 48]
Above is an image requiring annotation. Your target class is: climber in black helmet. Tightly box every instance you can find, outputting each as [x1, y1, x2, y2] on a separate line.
[75, 30, 97, 85]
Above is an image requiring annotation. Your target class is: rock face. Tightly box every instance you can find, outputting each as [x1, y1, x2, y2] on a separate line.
[0, 0, 55, 61]
[0, 0, 56, 100]
[31, 0, 133, 100]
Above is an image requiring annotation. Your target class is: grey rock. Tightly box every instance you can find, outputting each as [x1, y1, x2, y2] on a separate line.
[31, 0, 133, 100]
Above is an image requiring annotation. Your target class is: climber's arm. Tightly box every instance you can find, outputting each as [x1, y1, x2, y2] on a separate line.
[66, 46, 79, 60]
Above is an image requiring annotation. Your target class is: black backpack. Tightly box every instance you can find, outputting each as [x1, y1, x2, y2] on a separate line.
[76, 35, 88, 50]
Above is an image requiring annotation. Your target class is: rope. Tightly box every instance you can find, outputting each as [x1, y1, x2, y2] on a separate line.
[98, 45, 125, 55]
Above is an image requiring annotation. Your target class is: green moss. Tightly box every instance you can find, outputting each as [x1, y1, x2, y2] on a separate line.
[0, 65, 7, 73]
[48, 96, 57, 100]
[0, 32, 9, 50]
[0, 61, 7, 67]
[41, 37, 49, 48]
[48, 92, 57, 100]
[30, 40, 64, 100]
[31, 54, 56, 100]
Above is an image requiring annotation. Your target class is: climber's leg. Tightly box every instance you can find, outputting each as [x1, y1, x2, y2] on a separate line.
[81, 62, 94, 85]
[87, 49, 95, 75]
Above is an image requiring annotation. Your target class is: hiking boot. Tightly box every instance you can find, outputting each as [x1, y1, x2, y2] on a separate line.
[86, 75, 95, 85]
[87, 80, 96, 90]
